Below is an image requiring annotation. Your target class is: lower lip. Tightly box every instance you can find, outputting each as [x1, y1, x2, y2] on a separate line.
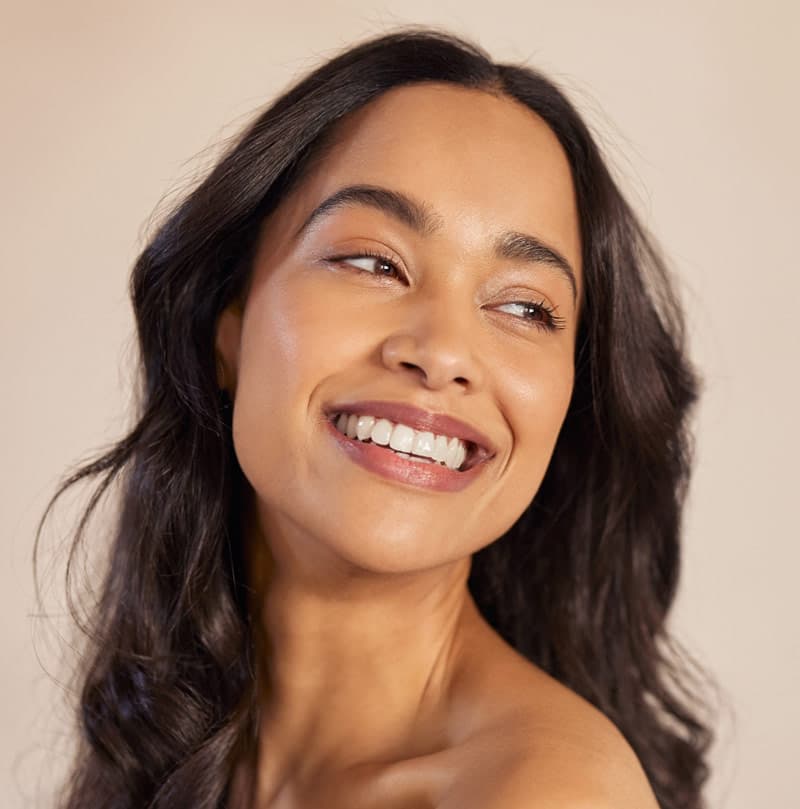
[324, 419, 489, 493]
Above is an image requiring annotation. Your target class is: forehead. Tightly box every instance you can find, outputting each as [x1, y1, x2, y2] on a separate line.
[263, 83, 581, 287]
[321, 82, 571, 177]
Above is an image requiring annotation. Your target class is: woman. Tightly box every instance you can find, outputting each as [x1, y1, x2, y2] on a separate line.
[39, 26, 712, 809]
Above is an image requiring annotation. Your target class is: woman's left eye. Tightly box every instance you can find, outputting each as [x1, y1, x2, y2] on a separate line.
[326, 251, 404, 281]
[493, 300, 566, 332]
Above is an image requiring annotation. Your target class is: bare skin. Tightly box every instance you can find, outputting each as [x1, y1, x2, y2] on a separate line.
[216, 83, 659, 808]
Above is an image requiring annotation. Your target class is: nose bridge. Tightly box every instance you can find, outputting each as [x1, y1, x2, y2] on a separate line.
[380, 281, 484, 391]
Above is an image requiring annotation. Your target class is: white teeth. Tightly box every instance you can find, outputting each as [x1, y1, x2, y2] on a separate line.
[370, 418, 393, 446]
[432, 435, 449, 463]
[412, 430, 435, 457]
[444, 437, 462, 470]
[332, 411, 471, 471]
[356, 415, 375, 440]
[389, 423, 415, 453]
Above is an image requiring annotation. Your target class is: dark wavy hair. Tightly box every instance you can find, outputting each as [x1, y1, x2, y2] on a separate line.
[36, 26, 713, 809]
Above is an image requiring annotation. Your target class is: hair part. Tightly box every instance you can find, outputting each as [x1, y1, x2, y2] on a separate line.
[36, 25, 713, 809]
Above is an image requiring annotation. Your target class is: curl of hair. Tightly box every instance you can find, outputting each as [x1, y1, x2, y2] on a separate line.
[37, 26, 713, 809]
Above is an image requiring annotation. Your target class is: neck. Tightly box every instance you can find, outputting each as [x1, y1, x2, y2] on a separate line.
[238, 499, 484, 804]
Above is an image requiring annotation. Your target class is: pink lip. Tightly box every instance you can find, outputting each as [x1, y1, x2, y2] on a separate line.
[323, 418, 492, 493]
[322, 400, 496, 462]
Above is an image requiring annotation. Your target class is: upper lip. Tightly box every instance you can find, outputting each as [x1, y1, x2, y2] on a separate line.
[324, 399, 497, 463]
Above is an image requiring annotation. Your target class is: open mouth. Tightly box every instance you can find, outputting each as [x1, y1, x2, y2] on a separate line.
[327, 411, 484, 473]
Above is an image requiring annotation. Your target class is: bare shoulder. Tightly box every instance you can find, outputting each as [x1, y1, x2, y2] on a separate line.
[440, 623, 659, 809]
[462, 723, 660, 809]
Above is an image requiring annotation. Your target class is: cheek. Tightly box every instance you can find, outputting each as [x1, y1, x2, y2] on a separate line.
[478, 360, 573, 541]
[231, 281, 338, 489]
[229, 277, 378, 504]
[243, 278, 336, 370]
[500, 348, 575, 483]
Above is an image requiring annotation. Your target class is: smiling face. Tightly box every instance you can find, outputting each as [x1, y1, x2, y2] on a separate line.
[215, 83, 582, 576]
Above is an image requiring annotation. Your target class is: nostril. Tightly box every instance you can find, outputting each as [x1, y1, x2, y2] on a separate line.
[398, 362, 470, 390]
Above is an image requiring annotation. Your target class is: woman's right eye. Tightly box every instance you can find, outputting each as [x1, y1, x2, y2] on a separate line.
[326, 250, 405, 281]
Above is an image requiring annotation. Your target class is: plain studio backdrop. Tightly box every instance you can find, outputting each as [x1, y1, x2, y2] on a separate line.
[2, 1, 797, 807]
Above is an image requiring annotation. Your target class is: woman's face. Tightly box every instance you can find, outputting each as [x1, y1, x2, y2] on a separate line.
[216, 83, 582, 575]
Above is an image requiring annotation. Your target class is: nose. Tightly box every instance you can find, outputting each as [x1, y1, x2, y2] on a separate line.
[380, 298, 485, 392]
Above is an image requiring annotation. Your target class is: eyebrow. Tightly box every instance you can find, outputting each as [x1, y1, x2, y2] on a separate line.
[295, 183, 578, 302]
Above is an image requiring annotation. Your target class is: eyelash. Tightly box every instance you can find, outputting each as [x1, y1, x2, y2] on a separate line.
[325, 249, 566, 333]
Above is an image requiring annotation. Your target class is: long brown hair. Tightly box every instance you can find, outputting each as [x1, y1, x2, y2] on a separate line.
[37, 26, 713, 809]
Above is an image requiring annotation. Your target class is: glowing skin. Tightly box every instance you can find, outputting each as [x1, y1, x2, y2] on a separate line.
[220, 87, 580, 576]
[216, 84, 657, 809]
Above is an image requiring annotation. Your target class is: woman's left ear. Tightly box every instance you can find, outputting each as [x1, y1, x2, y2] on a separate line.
[214, 301, 244, 394]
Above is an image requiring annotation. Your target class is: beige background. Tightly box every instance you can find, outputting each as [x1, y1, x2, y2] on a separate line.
[2, 1, 798, 807]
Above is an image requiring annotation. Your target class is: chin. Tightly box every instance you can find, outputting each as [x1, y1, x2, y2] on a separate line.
[323, 521, 474, 577]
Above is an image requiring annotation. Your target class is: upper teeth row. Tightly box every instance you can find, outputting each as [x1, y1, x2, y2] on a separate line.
[334, 413, 469, 471]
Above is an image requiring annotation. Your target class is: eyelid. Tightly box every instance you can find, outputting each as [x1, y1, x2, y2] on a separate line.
[324, 244, 409, 281]
[486, 283, 563, 313]
[490, 299, 567, 332]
